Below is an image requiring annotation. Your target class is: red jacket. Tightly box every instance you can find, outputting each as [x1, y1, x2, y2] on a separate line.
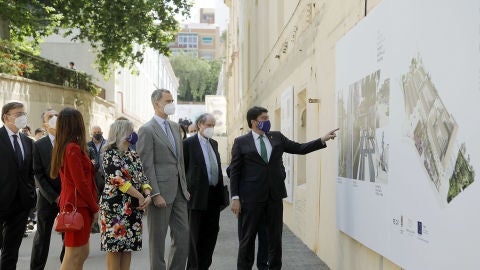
[59, 143, 99, 214]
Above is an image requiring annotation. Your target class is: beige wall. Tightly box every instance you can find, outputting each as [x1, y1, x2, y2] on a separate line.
[0, 74, 118, 137]
[225, 0, 402, 269]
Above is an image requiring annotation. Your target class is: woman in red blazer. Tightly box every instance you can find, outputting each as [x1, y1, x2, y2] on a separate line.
[50, 108, 99, 270]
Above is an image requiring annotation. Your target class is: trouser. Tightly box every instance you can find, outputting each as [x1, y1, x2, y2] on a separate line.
[237, 200, 283, 270]
[187, 187, 221, 270]
[0, 208, 29, 270]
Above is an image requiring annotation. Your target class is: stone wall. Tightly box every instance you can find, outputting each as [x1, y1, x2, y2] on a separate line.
[0, 74, 117, 135]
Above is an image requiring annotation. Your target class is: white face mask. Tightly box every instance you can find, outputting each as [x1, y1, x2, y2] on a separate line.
[163, 103, 176, 115]
[203, 127, 214, 139]
[14, 115, 27, 129]
[48, 116, 57, 130]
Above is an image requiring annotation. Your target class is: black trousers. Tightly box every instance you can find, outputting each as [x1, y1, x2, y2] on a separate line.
[30, 194, 65, 270]
[187, 188, 221, 270]
[0, 207, 29, 270]
[237, 214, 268, 270]
[237, 200, 283, 270]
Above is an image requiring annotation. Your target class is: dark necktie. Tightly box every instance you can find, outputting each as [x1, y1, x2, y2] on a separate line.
[12, 134, 24, 168]
[259, 135, 268, 163]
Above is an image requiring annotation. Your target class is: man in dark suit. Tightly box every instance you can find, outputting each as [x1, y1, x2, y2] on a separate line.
[30, 108, 65, 269]
[0, 101, 37, 269]
[87, 125, 106, 195]
[183, 113, 226, 270]
[227, 165, 269, 270]
[230, 106, 338, 270]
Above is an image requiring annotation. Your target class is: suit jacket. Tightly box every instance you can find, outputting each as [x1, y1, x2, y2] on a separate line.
[183, 134, 224, 211]
[137, 117, 189, 204]
[59, 143, 99, 213]
[229, 131, 326, 203]
[34, 135, 61, 206]
[0, 126, 36, 213]
[87, 139, 106, 194]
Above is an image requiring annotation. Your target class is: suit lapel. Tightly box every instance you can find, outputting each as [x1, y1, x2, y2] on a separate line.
[265, 132, 280, 160]
[167, 120, 181, 155]
[19, 133, 30, 163]
[43, 137, 53, 161]
[247, 131, 265, 164]
[192, 134, 208, 177]
[150, 118, 176, 157]
[0, 126, 18, 163]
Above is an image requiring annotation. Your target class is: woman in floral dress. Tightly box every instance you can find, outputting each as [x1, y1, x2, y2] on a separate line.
[100, 118, 152, 270]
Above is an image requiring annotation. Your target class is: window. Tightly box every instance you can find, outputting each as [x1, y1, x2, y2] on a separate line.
[178, 33, 198, 48]
[202, 36, 213, 45]
[201, 52, 213, 60]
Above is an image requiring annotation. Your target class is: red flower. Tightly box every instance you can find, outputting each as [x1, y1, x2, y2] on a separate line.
[113, 224, 126, 238]
[101, 219, 107, 232]
[110, 176, 124, 186]
[121, 167, 132, 180]
[125, 201, 132, 215]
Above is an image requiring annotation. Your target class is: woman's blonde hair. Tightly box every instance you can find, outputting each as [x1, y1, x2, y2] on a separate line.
[103, 118, 134, 153]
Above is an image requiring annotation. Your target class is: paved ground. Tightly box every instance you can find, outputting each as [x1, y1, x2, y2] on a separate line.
[16, 176, 330, 269]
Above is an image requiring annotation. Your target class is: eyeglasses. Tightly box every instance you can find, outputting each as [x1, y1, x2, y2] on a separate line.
[7, 112, 27, 117]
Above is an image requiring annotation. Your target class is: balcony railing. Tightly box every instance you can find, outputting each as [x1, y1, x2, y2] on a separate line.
[0, 41, 105, 98]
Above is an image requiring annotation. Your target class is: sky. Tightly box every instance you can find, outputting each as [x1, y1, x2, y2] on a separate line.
[177, 0, 229, 31]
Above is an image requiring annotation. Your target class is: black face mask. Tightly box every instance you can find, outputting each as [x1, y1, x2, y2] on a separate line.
[93, 134, 103, 141]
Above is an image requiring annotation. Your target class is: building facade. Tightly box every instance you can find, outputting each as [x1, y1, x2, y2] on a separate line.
[39, 34, 179, 127]
[169, 23, 222, 60]
[224, 0, 402, 269]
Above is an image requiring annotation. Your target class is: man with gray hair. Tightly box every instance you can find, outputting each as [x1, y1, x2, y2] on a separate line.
[137, 89, 190, 270]
[183, 113, 227, 270]
[30, 108, 65, 269]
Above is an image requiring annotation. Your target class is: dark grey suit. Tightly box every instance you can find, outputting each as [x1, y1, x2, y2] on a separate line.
[137, 117, 189, 270]
[0, 126, 36, 270]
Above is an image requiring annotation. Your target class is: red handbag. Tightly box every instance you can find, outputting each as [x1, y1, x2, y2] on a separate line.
[54, 189, 84, 232]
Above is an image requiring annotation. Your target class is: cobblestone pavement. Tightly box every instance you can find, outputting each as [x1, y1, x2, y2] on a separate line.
[17, 176, 330, 269]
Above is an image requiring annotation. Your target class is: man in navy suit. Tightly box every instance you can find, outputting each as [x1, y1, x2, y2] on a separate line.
[230, 106, 338, 270]
[183, 113, 226, 270]
[0, 102, 36, 269]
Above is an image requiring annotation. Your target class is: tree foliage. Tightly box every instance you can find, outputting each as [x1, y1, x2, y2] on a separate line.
[0, 0, 191, 75]
[170, 53, 222, 102]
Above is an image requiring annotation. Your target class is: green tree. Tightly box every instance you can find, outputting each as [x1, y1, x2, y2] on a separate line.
[0, 0, 191, 75]
[170, 53, 222, 102]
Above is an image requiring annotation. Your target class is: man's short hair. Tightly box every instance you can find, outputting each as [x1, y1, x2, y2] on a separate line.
[1, 102, 24, 123]
[34, 128, 44, 135]
[40, 108, 54, 123]
[195, 113, 215, 129]
[246, 106, 268, 128]
[151, 89, 171, 105]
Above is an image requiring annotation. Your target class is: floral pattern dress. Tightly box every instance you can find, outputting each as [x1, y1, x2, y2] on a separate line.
[100, 147, 150, 252]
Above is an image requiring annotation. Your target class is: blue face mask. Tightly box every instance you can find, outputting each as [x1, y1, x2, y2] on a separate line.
[257, 120, 271, 133]
[126, 132, 138, 145]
